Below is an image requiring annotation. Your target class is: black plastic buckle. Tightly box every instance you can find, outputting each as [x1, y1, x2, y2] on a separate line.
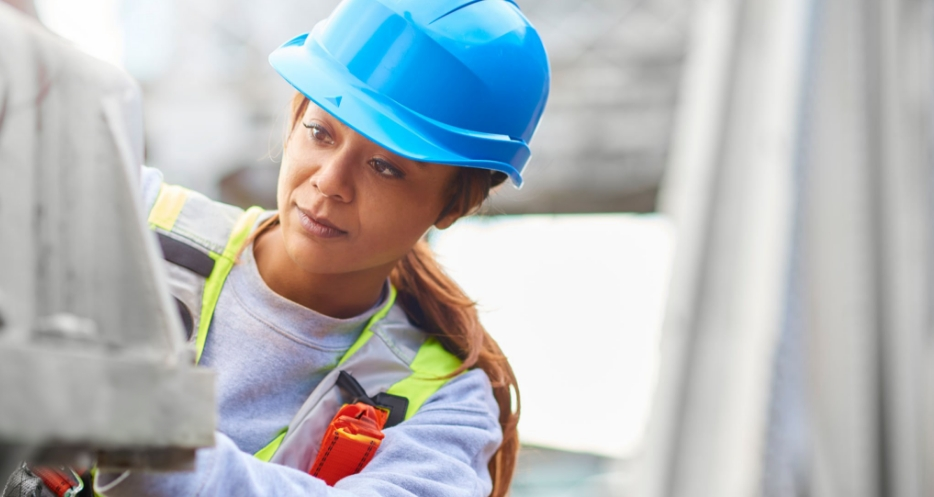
[335, 370, 409, 428]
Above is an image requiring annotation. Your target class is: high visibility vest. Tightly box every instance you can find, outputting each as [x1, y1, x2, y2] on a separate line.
[146, 183, 463, 473]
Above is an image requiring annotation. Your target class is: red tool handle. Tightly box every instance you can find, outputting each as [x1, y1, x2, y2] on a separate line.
[31, 467, 79, 497]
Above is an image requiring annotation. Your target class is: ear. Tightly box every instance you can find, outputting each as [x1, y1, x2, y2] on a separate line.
[433, 209, 461, 230]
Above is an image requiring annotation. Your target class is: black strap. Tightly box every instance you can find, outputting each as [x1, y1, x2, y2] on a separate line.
[156, 232, 215, 277]
[174, 298, 195, 340]
[336, 371, 409, 429]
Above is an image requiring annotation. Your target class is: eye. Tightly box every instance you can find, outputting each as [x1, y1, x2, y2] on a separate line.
[302, 122, 334, 144]
[369, 158, 405, 179]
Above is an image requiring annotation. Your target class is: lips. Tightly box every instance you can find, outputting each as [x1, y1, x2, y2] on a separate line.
[296, 206, 347, 239]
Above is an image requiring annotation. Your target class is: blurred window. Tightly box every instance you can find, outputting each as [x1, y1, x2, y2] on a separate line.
[431, 213, 673, 459]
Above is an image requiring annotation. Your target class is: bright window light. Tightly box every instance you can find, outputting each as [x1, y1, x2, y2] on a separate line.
[432, 214, 674, 458]
[35, 0, 124, 67]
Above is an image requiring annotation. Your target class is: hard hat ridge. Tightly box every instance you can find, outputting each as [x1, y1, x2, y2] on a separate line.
[269, 0, 550, 187]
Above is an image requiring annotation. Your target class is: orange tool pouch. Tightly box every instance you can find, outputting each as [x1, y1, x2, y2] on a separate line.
[308, 402, 388, 486]
[308, 371, 408, 486]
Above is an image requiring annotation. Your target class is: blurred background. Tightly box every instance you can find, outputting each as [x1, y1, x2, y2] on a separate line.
[4, 0, 934, 495]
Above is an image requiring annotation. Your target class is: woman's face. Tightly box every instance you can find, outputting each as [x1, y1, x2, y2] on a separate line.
[276, 101, 460, 276]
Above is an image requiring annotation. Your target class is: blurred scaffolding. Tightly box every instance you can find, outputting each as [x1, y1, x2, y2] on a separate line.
[641, 0, 934, 496]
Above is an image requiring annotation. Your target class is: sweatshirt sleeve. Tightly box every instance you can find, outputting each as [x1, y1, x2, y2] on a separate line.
[94, 369, 503, 497]
[140, 165, 163, 214]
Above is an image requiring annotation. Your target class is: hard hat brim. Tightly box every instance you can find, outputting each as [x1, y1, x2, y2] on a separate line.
[269, 30, 528, 188]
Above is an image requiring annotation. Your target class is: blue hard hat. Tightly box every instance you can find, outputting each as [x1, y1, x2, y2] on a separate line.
[268, 0, 550, 187]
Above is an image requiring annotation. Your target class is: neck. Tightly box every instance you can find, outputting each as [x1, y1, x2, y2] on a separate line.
[252, 223, 389, 319]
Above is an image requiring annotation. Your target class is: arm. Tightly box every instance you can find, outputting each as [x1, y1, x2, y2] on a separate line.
[95, 369, 502, 497]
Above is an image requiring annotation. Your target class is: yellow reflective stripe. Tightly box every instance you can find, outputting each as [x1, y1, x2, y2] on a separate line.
[194, 206, 265, 364]
[147, 184, 188, 231]
[254, 428, 288, 462]
[90, 467, 99, 497]
[387, 337, 463, 420]
[337, 286, 397, 366]
[195, 250, 223, 364]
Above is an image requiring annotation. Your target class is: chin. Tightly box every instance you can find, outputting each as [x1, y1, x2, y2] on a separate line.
[283, 236, 343, 273]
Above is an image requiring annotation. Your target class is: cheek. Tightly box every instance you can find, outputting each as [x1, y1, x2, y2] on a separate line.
[359, 190, 445, 247]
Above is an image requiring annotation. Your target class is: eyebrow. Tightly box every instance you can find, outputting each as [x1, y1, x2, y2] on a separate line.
[385, 150, 427, 169]
[309, 107, 426, 168]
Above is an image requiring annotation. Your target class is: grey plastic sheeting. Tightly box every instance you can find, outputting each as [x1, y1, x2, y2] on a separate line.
[0, 4, 214, 473]
[639, 0, 934, 496]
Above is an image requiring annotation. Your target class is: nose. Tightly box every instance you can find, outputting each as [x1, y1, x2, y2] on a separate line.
[312, 148, 355, 203]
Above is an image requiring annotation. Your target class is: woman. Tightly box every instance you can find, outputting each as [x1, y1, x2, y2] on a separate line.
[99, 0, 549, 495]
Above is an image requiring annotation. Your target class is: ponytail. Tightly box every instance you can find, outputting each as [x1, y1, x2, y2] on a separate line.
[390, 161, 518, 497]
[391, 240, 519, 497]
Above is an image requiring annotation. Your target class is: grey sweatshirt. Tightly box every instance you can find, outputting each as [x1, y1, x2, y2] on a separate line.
[95, 167, 502, 496]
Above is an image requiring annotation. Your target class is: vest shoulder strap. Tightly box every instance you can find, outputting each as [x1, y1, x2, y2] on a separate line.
[339, 300, 464, 421]
[146, 182, 264, 363]
[387, 337, 463, 420]
[194, 205, 264, 364]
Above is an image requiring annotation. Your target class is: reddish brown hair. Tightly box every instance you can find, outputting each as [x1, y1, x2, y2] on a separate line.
[274, 94, 520, 496]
